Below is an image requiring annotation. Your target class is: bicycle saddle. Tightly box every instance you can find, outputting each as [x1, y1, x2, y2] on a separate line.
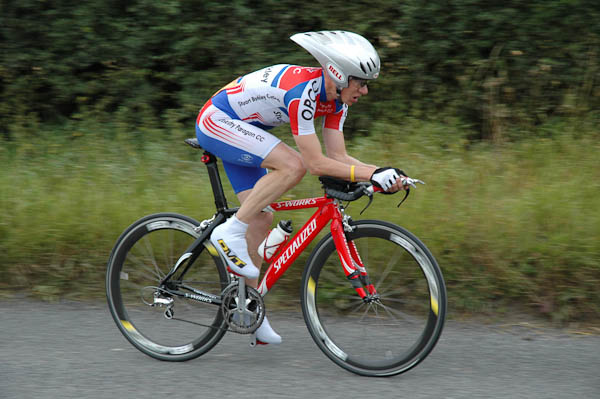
[184, 138, 203, 149]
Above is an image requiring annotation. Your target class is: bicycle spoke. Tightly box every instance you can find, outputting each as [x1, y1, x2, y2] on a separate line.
[349, 301, 366, 314]
[318, 267, 346, 283]
[376, 302, 421, 324]
[378, 302, 404, 325]
[359, 302, 373, 323]
[141, 235, 166, 280]
[377, 287, 410, 298]
[377, 296, 425, 309]
[340, 298, 366, 312]
[167, 228, 174, 272]
[375, 296, 409, 306]
[303, 221, 446, 376]
[374, 246, 402, 290]
[125, 252, 163, 281]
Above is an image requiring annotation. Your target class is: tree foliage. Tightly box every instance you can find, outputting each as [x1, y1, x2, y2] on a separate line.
[1, 0, 599, 140]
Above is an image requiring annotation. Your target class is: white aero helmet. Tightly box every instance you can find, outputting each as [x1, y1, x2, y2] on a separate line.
[290, 30, 380, 89]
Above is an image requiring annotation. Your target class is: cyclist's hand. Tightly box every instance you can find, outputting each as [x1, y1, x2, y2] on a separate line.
[370, 167, 407, 192]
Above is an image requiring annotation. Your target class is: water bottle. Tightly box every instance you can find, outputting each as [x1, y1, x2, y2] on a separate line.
[258, 220, 293, 261]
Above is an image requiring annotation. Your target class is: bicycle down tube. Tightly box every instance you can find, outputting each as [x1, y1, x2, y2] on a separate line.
[256, 196, 374, 301]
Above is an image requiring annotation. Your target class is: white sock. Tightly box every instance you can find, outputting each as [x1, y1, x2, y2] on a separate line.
[227, 215, 248, 235]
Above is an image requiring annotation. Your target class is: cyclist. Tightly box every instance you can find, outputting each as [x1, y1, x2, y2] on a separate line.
[196, 30, 407, 344]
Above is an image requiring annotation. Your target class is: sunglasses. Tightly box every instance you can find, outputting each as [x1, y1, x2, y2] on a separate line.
[350, 77, 369, 88]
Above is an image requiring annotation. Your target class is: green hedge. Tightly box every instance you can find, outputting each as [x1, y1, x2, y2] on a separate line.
[2, 0, 599, 140]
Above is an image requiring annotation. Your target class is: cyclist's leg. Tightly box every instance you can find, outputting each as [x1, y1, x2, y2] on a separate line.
[197, 106, 304, 344]
[196, 106, 304, 278]
[196, 106, 276, 278]
[235, 141, 306, 221]
[235, 190, 283, 345]
[208, 164, 284, 344]
[196, 103, 306, 220]
[237, 195, 282, 344]
[197, 103, 305, 238]
[234, 189, 272, 286]
[217, 142, 306, 281]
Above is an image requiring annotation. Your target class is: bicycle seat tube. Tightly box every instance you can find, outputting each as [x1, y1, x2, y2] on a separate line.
[202, 151, 228, 212]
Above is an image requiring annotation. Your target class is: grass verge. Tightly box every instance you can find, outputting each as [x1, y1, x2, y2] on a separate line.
[1, 119, 598, 323]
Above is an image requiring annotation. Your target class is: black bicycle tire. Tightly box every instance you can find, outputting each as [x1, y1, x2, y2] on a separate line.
[106, 212, 229, 361]
[300, 219, 447, 377]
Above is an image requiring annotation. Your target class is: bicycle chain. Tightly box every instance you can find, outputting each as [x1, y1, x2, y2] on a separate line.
[169, 315, 232, 332]
[143, 284, 265, 334]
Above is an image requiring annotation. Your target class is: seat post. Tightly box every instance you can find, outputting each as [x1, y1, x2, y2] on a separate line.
[202, 151, 228, 212]
[184, 138, 230, 213]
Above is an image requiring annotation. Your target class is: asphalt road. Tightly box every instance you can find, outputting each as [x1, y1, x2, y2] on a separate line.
[1, 300, 598, 399]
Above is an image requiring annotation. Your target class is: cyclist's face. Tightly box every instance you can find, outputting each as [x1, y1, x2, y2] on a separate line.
[340, 78, 369, 106]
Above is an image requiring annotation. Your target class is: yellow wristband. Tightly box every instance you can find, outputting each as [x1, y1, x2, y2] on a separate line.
[350, 165, 356, 182]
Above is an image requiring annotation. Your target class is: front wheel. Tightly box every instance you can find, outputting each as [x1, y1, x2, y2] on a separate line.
[106, 213, 230, 361]
[301, 220, 447, 377]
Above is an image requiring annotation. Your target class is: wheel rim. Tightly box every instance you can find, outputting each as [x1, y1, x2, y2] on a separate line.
[108, 216, 228, 356]
[305, 224, 445, 374]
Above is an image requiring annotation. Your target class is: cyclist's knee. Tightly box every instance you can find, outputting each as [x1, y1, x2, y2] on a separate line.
[284, 154, 306, 184]
[264, 144, 306, 184]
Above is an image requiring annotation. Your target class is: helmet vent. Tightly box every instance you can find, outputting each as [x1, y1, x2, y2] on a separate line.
[360, 62, 367, 74]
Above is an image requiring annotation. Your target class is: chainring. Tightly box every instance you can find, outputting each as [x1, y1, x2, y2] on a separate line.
[220, 283, 265, 334]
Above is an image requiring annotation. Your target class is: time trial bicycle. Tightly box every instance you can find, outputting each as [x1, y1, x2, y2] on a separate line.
[106, 138, 447, 377]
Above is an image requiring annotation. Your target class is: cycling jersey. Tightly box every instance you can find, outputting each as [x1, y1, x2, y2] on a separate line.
[210, 64, 347, 135]
[196, 64, 348, 193]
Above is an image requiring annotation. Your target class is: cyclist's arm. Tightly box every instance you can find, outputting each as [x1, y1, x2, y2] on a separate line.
[321, 127, 406, 192]
[322, 127, 377, 169]
[294, 133, 376, 181]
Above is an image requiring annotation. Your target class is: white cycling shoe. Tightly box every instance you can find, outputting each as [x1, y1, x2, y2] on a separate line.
[255, 316, 282, 345]
[210, 215, 259, 280]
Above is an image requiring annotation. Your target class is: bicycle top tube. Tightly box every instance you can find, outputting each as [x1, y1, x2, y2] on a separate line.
[264, 196, 332, 212]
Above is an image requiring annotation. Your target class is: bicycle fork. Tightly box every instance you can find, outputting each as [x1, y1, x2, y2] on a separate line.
[331, 216, 379, 302]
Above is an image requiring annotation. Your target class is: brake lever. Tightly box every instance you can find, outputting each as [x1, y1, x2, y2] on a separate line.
[397, 190, 410, 208]
[397, 177, 425, 207]
[359, 186, 374, 215]
[401, 177, 426, 189]
[360, 177, 424, 212]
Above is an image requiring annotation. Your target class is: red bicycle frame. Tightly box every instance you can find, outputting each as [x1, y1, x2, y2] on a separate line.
[256, 195, 376, 300]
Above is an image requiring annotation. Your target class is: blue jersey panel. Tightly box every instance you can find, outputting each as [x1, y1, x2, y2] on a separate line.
[212, 90, 240, 120]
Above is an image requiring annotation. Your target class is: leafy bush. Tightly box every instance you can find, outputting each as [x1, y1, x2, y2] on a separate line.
[2, 1, 599, 141]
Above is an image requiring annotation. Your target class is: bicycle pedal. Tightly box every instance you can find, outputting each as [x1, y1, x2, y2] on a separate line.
[249, 333, 268, 347]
